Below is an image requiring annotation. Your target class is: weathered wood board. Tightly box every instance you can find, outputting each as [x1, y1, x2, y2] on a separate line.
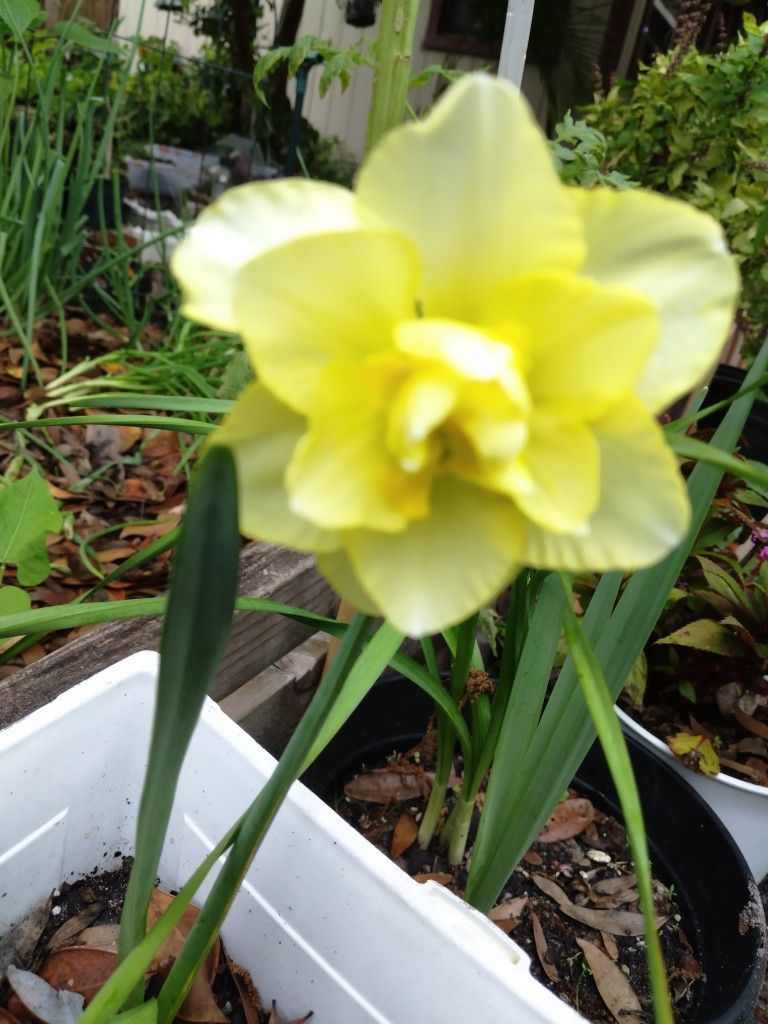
[0, 542, 336, 730]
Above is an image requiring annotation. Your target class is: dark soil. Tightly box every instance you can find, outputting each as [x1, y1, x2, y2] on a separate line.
[332, 746, 702, 1024]
[0, 859, 305, 1024]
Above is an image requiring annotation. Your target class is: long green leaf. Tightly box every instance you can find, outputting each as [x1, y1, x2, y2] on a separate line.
[117, 447, 241, 1003]
[66, 394, 234, 414]
[668, 432, 768, 493]
[0, 594, 343, 640]
[155, 613, 375, 1024]
[114, 999, 158, 1023]
[464, 339, 768, 911]
[559, 574, 673, 1024]
[79, 819, 242, 1024]
[391, 652, 472, 759]
[302, 622, 405, 768]
[465, 573, 567, 900]
[0, 416, 216, 436]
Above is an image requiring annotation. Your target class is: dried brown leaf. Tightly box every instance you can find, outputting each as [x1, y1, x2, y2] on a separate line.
[577, 938, 643, 1024]
[734, 706, 768, 740]
[592, 875, 637, 896]
[38, 947, 116, 1004]
[391, 812, 418, 858]
[47, 904, 104, 951]
[412, 872, 453, 885]
[0, 895, 52, 979]
[224, 950, 262, 1024]
[537, 798, 595, 843]
[0, 1009, 21, 1023]
[488, 895, 528, 933]
[148, 889, 225, 1024]
[267, 1002, 284, 1024]
[532, 875, 663, 936]
[522, 850, 543, 866]
[530, 910, 559, 983]
[600, 931, 619, 961]
[344, 770, 424, 804]
[76, 925, 120, 951]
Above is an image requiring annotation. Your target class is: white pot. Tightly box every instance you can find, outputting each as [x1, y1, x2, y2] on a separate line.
[617, 707, 768, 882]
[0, 652, 584, 1024]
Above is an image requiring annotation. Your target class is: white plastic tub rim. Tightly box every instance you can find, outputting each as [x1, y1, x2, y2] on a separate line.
[0, 651, 585, 1024]
[616, 705, 768, 882]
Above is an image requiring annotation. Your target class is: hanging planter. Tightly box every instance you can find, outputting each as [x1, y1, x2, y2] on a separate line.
[0, 653, 587, 1024]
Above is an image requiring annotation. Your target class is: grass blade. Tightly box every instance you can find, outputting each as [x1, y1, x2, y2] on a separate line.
[0, 416, 217, 436]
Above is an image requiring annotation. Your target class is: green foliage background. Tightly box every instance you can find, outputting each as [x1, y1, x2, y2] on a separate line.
[581, 15, 768, 350]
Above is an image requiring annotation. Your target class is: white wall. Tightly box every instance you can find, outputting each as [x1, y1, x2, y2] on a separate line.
[116, 0, 210, 52]
[115, 0, 549, 156]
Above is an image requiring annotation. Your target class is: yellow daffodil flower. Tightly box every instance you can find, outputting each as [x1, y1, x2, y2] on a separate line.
[172, 74, 738, 636]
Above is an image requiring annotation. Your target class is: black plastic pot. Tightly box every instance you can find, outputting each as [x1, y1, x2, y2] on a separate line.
[304, 676, 766, 1024]
[706, 365, 768, 464]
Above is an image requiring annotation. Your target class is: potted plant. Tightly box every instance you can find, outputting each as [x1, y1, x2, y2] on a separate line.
[304, 673, 766, 1024]
[0, 5, 763, 1019]
[0, 650, 585, 1023]
[616, 511, 768, 880]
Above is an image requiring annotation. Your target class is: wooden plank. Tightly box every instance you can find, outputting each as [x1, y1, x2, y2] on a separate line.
[46, 0, 119, 27]
[0, 542, 336, 729]
[220, 631, 330, 755]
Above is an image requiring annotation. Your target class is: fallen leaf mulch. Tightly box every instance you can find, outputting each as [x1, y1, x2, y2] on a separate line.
[0, 860, 311, 1024]
[0, 310, 217, 677]
[334, 749, 702, 1024]
[622, 643, 768, 788]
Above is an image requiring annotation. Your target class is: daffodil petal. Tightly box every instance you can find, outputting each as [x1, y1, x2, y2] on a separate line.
[521, 400, 689, 570]
[172, 179, 371, 332]
[570, 187, 739, 413]
[356, 75, 584, 320]
[286, 357, 429, 531]
[214, 382, 340, 552]
[486, 272, 657, 418]
[346, 478, 524, 635]
[510, 415, 600, 533]
[315, 549, 380, 616]
[232, 230, 421, 412]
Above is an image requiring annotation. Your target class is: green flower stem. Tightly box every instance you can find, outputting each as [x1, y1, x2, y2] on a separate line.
[446, 791, 475, 867]
[155, 613, 375, 1024]
[415, 640, 450, 850]
[417, 774, 448, 849]
[365, 0, 420, 152]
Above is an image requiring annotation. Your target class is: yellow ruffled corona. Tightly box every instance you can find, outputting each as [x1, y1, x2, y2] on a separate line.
[172, 75, 739, 635]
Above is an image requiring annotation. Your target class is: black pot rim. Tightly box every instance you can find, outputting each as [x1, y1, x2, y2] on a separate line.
[305, 674, 767, 1024]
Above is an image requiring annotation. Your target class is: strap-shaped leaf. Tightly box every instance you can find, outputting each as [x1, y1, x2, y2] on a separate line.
[117, 446, 241, 996]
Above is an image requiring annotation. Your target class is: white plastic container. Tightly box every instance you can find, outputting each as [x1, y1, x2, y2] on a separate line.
[617, 707, 768, 882]
[0, 652, 583, 1023]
